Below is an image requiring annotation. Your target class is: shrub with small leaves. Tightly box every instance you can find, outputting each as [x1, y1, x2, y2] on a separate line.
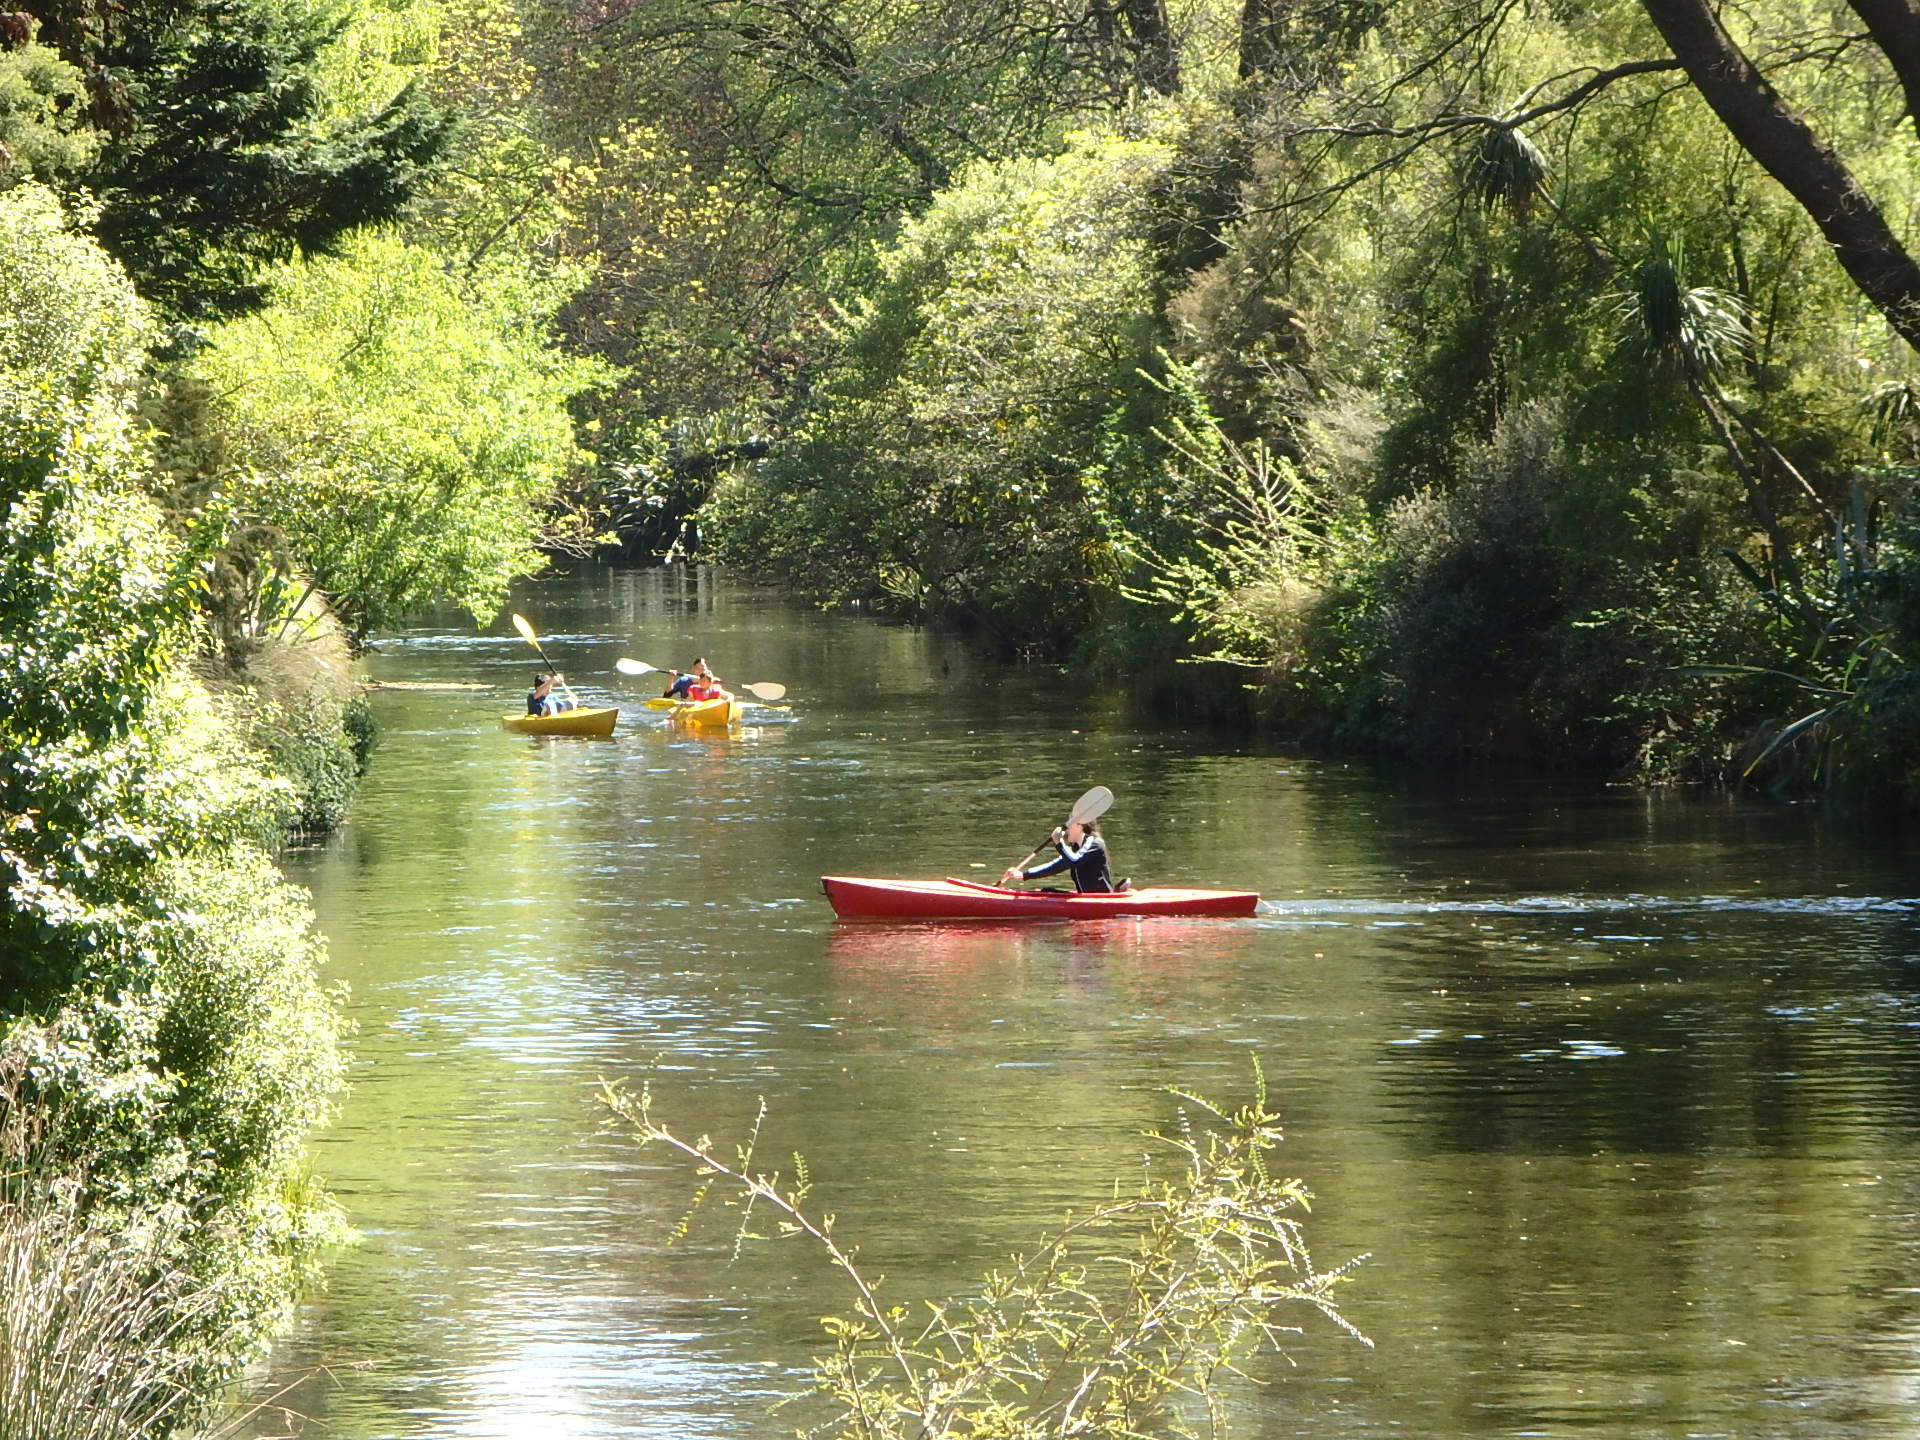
[606, 1066, 1370, 1439]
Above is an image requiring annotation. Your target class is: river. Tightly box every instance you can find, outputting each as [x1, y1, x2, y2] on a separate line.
[252, 562, 1920, 1439]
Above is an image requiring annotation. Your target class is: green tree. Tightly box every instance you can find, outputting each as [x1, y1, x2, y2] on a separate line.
[194, 229, 602, 639]
[0, 181, 345, 1381]
[23, 0, 454, 319]
[707, 129, 1205, 653]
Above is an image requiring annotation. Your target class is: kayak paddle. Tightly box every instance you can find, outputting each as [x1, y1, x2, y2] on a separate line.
[1006, 786, 1114, 881]
[641, 696, 789, 713]
[511, 614, 581, 708]
[620, 658, 786, 702]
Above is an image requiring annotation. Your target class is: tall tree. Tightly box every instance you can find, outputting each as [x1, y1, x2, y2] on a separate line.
[1638, 0, 1920, 355]
[22, 0, 454, 318]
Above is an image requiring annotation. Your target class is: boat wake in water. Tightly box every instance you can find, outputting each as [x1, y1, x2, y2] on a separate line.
[1261, 894, 1920, 919]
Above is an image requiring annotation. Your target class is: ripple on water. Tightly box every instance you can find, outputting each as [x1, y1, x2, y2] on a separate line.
[260, 567, 1920, 1440]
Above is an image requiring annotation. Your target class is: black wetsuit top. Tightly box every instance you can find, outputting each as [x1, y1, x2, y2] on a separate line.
[1022, 833, 1114, 893]
[526, 690, 545, 715]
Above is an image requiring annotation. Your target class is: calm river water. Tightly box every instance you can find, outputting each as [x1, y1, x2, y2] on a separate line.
[254, 563, 1920, 1439]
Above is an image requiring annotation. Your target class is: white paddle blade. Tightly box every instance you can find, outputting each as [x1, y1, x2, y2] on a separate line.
[615, 658, 658, 676]
[742, 681, 787, 701]
[1067, 786, 1113, 827]
[511, 613, 538, 645]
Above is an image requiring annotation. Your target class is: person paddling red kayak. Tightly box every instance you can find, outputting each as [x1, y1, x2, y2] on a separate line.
[999, 786, 1127, 893]
[818, 785, 1260, 920]
[820, 877, 1257, 920]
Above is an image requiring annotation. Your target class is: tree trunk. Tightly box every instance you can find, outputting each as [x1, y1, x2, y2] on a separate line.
[1845, 0, 1920, 139]
[1238, 0, 1288, 84]
[1639, 0, 1920, 354]
[1116, 0, 1180, 96]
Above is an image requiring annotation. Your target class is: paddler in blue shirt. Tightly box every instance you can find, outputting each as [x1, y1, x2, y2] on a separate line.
[662, 658, 716, 699]
[527, 673, 576, 716]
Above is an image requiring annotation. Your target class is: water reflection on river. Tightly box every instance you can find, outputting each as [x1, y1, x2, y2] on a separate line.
[255, 564, 1920, 1439]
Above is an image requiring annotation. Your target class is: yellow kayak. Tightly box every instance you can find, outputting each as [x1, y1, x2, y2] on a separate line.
[667, 695, 743, 728]
[501, 706, 619, 737]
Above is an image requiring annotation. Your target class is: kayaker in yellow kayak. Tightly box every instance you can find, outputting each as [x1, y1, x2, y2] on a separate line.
[1001, 818, 1119, 893]
[662, 658, 723, 700]
[527, 673, 577, 716]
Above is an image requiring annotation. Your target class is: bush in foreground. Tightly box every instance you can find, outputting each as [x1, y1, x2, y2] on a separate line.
[607, 1070, 1370, 1438]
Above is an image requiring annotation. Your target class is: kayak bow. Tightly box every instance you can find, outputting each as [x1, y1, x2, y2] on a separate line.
[821, 875, 1259, 921]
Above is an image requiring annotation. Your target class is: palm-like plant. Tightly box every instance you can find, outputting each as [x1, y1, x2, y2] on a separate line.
[1461, 125, 1552, 221]
[1609, 233, 1817, 614]
[1614, 234, 1752, 383]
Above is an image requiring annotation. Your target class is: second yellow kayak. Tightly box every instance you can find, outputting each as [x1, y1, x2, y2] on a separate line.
[667, 695, 743, 728]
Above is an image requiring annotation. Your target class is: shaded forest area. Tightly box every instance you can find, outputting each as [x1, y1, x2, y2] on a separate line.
[512, 0, 1920, 807]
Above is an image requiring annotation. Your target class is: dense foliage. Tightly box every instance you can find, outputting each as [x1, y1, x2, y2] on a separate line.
[707, 132, 1208, 645]
[195, 230, 599, 640]
[496, 0, 1920, 805]
[0, 0, 595, 1415]
[24, 0, 454, 320]
[0, 184, 345, 1390]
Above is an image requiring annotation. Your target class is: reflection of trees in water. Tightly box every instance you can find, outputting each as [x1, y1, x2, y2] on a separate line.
[1369, 914, 1920, 1158]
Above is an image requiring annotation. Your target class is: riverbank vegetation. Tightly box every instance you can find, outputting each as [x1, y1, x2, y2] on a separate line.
[0, 185, 346, 1420]
[2, 0, 598, 1415]
[23, 0, 1904, 810]
[447, 0, 1920, 810]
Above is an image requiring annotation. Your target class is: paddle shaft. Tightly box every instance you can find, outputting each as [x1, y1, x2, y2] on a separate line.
[1010, 834, 1056, 877]
[515, 622, 580, 707]
[535, 646, 581, 708]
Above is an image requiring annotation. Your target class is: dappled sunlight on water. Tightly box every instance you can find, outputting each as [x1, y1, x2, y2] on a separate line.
[254, 565, 1920, 1440]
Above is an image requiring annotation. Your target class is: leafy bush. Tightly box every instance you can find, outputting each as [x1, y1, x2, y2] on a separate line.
[0, 182, 346, 1399]
[203, 626, 374, 839]
[1682, 476, 1920, 810]
[608, 1069, 1370, 1439]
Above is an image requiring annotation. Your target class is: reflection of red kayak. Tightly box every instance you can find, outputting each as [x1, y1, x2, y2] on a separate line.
[821, 876, 1260, 920]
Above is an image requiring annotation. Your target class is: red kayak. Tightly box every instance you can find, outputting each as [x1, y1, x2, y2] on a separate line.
[821, 875, 1260, 921]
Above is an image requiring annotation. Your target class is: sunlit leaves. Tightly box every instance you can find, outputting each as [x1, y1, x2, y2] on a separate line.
[196, 230, 604, 637]
[0, 184, 345, 1374]
[0, 38, 100, 186]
